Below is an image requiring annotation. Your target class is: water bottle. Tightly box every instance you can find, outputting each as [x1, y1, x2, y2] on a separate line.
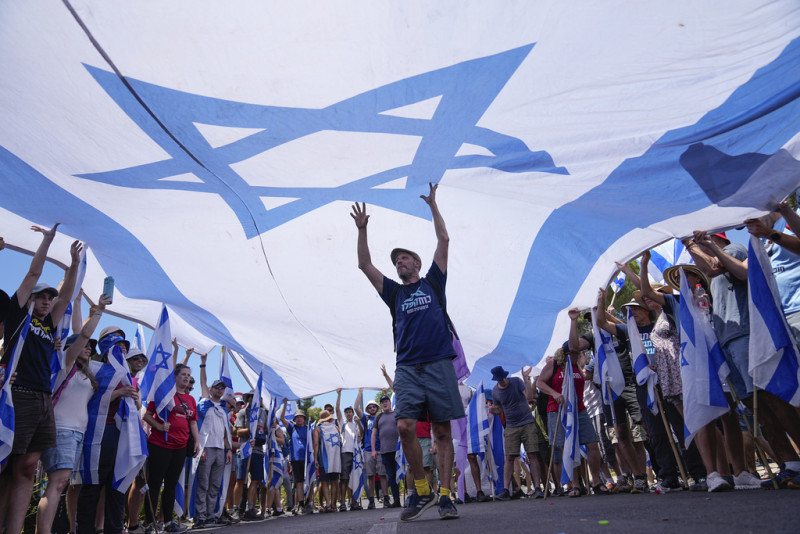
[694, 284, 710, 315]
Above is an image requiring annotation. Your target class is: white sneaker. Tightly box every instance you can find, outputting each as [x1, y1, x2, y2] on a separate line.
[707, 472, 732, 493]
[733, 471, 762, 490]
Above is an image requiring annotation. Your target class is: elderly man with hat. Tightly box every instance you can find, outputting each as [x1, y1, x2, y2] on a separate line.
[0, 224, 84, 534]
[489, 365, 544, 499]
[280, 400, 310, 514]
[192, 353, 234, 528]
[351, 183, 462, 521]
[354, 388, 388, 509]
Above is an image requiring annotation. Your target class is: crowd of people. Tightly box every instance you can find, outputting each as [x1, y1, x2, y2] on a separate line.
[1, 191, 800, 533]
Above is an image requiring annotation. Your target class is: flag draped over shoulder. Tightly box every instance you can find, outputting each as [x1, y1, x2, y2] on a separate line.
[349, 440, 365, 501]
[560, 355, 581, 485]
[628, 308, 658, 415]
[0, 302, 34, 465]
[241, 366, 264, 460]
[591, 309, 625, 413]
[466, 382, 490, 455]
[139, 305, 176, 430]
[747, 235, 800, 406]
[679, 268, 731, 447]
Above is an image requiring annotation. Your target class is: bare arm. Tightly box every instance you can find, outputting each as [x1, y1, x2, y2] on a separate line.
[190, 420, 200, 456]
[684, 235, 724, 277]
[51, 241, 83, 325]
[335, 388, 343, 422]
[778, 201, 800, 242]
[747, 206, 800, 256]
[275, 426, 285, 446]
[354, 388, 364, 419]
[17, 224, 60, 307]
[535, 360, 563, 405]
[567, 308, 582, 352]
[181, 347, 194, 366]
[614, 260, 641, 290]
[639, 251, 666, 307]
[522, 367, 537, 402]
[695, 232, 748, 281]
[595, 288, 616, 336]
[313, 427, 320, 461]
[421, 183, 449, 273]
[279, 399, 289, 427]
[351, 202, 384, 293]
[71, 294, 83, 334]
[64, 295, 110, 371]
[199, 351, 209, 399]
[171, 338, 179, 367]
[380, 364, 394, 389]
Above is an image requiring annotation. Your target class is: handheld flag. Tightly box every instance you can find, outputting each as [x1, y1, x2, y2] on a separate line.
[219, 347, 235, 402]
[591, 309, 625, 413]
[747, 236, 800, 406]
[486, 413, 505, 496]
[466, 382, 490, 454]
[628, 307, 659, 415]
[133, 323, 147, 352]
[304, 421, 317, 498]
[139, 305, 176, 434]
[560, 355, 582, 485]
[610, 271, 626, 294]
[679, 268, 731, 446]
[349, 440, 365, 501]
[0, 302, 34, 465]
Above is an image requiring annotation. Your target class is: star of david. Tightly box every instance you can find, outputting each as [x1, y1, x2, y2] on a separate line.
[680, 342, 689, 367]
[326, 433, 342, 449]
[151, 343, 172, 371]
[353, 455, 363, 471]
[79, 44, 567, 239]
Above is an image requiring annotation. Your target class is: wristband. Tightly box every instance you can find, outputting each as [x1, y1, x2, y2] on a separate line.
[199, 364, 206, 368]
[770, 231, 782, 242]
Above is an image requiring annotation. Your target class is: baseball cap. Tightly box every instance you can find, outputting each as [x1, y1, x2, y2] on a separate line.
[32, 283, 58, 297]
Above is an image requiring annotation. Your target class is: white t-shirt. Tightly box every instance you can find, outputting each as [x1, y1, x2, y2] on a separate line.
[53, 361, 102, 433]
[341, 419, 359, 453]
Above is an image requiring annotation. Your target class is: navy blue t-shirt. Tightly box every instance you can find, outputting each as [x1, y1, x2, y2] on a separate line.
[381, 262, 454, 366]
[361, 413, 379, 452]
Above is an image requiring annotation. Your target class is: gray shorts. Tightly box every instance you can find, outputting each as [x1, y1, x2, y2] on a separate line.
[365, 451, 387, 477]
[341, 452, 353, 480]
[394, 358, 465, 422]
[722, 335, 752, 399]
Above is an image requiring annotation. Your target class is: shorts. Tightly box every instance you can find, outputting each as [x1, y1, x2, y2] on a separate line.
[291, 460, 305, 484]
[607, 421, 647, 444]
[341, 452, 353, 480]
[418, 437, 435, 469]
[722, 336, 752, 399]
[503, 422, 540, 456]
[611, 383, 642, 428]
[10, 389, 57, 454]
[365, 451, 387, 477]
[319, 464, 340, 482]
[547, 410, 599, 464]
[41, 429, 84, 474]
[249, 452, 265, 482]
[394, 358, 465, 422]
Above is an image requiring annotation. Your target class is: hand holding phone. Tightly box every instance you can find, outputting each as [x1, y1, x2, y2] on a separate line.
[103, 276, 115, 304]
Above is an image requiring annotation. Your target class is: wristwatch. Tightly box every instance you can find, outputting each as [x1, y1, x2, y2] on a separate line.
[770, 231, 782, 242]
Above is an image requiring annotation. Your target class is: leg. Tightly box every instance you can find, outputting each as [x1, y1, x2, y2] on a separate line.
[396, 418, 425, 483]
[467, 454, 482, 493]
[68, 485, 81, 533]
[37, 469, 72, 534]
[5, 452, 43, 534]
[431, 421, 454, 493]
[502, 455, 515, 491]
[126, 477, 145, 529]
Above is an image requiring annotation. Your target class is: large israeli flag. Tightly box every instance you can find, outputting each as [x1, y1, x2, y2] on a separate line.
[466, 382, 490, 455]
[0, 302, 34, 465]
[2, 1, 800, 397]
[628, 308, 659, 415]
[679, 268, 731, 446]
[219, 347, 235, 401]
[591, 309, 625, 411]
[747, 236, 800, 406]
[139, 305, 176, 432]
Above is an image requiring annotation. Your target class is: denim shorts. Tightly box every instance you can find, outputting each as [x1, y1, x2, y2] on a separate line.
[41, 429, 84, 474]
[394, 357, 465, 422]
[235, 451, 249, 480]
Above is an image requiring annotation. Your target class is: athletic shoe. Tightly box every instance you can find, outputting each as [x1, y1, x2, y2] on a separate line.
[612, 477, 632, 494]
[495, 489, 511, 501]
[231, 509, 241, 522]
[400, 491, 437, 521]
[533, 487, 544, 499]
[476, 490, 489, 503]
[660, 477, 683, 493]
[787, 472, 800, 489]
[707, 472, 732, 492]
[463, 493, 473, 504]
[631, 477, 648, 494]
[689, 478, 707, 492]
[163, 521, 188, 534]
[383, 496, 391, 508]
[144, 526, 155, 534]
[367, 499, 376, 510]
[391, 500, 403, 508]
[510, 488, 524, 500]
[733, 471, 761, 490]
[762, 469, 799, 489]
[128, 525, 146, 534]
[190, 520, 206, 530]
[242, 509, 262, 521]
[438, 495, 459, 520]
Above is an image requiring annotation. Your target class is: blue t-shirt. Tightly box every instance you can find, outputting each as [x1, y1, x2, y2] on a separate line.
[381, 262, 454, 366]
[768, 215, 800, 315]
[710, 243, 750, 345]
[491, 377, 533, 428]
[361, 414, 379, 452]
[286, 422, 308, 462]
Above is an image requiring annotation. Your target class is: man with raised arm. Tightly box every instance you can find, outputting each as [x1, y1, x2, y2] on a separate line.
[350, 183, 463, 521]
[0, 224, 83, 534]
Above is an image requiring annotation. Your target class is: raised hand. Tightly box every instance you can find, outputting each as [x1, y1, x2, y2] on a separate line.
[744, 217, 772, 239]
[31, 223, 60, 239]
[350, 202, 369, 229]
[420, 182, 438, 206]
[70, 240, 83, 263]
[567, 307, 580, 321]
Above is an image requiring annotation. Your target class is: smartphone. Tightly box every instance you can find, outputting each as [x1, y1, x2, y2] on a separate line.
[103, 276, 115, 303]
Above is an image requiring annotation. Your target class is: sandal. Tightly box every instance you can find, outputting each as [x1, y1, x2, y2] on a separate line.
[326, 505, 336, 513]
[567, 487, 581, 498]
[592, 483, 611, 495]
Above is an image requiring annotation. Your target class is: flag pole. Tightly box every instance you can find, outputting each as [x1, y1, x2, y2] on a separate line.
[728, 385, 777, 489]
[654, 385, 689, 489]
[543, 401, 564, 498]
[140, 469, 161, 534]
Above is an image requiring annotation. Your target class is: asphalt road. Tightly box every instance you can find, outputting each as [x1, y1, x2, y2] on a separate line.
[193, 489, 798, 534]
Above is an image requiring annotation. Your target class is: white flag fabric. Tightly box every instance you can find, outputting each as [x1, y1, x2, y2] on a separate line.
[591, 309, 625, 412]
[349, 440, 365, 501]
[0, 302, 34, 465]
[679, 268, 731, 446]
[628, 308, 659, 415]
[139, 305, 176, 425]
[133, 323, 147, 352]
[647, 240, 694, 284]
[610, 272, 627, 294]
[219, 347, 235, 402]
[2, 1, 800, 397]
[466, 382, 490, 455]
[560, 355, 582, 485]
[304, 421, 317, 498]
[747, 236, 800, 406]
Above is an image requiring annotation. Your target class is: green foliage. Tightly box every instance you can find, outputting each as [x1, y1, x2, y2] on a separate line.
[374, 389, 392, 403]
